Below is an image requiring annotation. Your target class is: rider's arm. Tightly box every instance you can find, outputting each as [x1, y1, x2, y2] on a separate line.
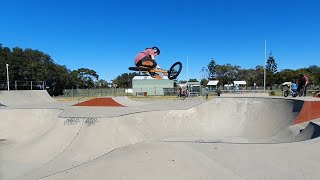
[150, 54, 155, 60]
[146, 49, 156, 60]
[305, 76, 309, 86]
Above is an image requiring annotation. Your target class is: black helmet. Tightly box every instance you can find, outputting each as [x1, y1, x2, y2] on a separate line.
[300, 74, 304, 77]
[152, 46, 160, 55]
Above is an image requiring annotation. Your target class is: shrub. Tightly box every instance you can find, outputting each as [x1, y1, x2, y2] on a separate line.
[269, 91, 275, 96]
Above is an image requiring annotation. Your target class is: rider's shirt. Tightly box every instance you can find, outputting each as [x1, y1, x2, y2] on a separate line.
[134, 49, 156, 65]
[292, 83, 297, 91]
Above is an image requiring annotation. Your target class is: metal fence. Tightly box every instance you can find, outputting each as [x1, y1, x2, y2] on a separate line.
[61, 88, 180, 97]
[62, 88, 130, 97]
[61, 87, 262, 97]
[0, 80, 46, 90]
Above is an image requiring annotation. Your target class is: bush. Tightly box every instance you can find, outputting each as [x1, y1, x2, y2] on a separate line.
[269, 91, 275, 96]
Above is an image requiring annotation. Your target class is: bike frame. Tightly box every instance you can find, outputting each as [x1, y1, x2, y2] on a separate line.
[138, 67, 168, 76]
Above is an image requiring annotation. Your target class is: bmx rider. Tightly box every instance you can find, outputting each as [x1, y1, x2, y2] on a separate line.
[134, 47, 162, 78]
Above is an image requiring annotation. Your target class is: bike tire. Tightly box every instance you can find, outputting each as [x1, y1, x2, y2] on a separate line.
[167, 62, 182, 80]
[283, 90, 289, 97]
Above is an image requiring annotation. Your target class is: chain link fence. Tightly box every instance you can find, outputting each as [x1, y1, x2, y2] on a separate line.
[0, 80, 46, 90]
[61, 88, 179, 97]
[61, 86, 288, 97]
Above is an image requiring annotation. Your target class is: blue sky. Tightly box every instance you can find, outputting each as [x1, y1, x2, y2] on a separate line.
[1, 0, 319, 81]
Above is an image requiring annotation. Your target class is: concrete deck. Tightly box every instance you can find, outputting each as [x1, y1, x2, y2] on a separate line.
[1, 90, 320, 180]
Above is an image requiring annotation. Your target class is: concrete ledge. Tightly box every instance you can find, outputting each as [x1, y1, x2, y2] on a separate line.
[220, 93, 269, 97]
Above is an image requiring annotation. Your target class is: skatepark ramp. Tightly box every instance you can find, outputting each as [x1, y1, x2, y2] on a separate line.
[1, 97, 320, 180]
[73, 97, 125, 107]
[0, 90, 55, 107]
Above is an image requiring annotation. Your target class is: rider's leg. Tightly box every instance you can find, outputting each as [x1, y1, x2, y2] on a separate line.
[136, 56, 157, 68]
[297, 83, 302, 93]
[297, 84, 301, 91]
[137, 57, 159, 77]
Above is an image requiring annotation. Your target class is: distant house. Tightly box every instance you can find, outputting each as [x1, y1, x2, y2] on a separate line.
[233, 81, 247, 90]
[207, 80, 219, 90]
[187, 81, 201, 95]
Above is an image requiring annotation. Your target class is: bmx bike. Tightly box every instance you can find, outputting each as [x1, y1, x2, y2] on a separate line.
[128, 61, 182, 80]
[283, 86, 304, 97]
[283, 89, 297, 97]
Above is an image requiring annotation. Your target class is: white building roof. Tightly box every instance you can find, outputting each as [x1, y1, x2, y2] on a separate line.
[282, 82, 291, 85]
[233, 81, 246, 85]
[207, 80, 219, 86]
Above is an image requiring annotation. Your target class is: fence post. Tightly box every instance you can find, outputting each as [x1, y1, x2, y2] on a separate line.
[31, 81, 32, 90]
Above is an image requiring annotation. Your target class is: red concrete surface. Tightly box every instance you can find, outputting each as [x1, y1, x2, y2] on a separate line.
[73, 98, 125, 107]
[294, 101, 320, 124]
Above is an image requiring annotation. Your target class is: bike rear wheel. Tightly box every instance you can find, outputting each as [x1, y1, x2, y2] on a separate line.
[298, 87, 304, 97]
[167, 62, 182, 80]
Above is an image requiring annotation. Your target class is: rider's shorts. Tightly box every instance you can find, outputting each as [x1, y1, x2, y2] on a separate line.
[136, 56, 157, 68]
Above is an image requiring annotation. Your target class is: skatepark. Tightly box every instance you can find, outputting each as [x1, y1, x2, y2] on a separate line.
[1, 90, 320, 180]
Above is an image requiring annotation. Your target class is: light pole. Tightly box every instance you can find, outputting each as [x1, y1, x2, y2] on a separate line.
[6, 64, 9, 90]
[264, 40, 267, 92]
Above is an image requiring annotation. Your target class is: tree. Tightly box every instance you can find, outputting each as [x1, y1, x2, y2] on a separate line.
[200, 78, 208, 86]
[266, 52, 278, 89]
[216, 64, 240, 87]
[237, 68, 257, 86]
[207, 58, 217, 79]
[306, 65, 320, 85]
[254, 65, 264, 86]
[112, 72, 138, 88]
[201, 66, 209, 80]
[72, 68, 99, 88]
[95, 79, 109, 88]
[277, 69, 296, 84]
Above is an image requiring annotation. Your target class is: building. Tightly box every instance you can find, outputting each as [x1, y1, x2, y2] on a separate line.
[207, 80, 219, 90]
[233, 81, 247, 90]
[132, 76, 174, 96]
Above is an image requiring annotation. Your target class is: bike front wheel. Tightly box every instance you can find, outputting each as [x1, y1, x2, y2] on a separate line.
[167, 62, 182, 80]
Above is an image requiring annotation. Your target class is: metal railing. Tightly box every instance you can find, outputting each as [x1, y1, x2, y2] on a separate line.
[0, 80, 46, 90]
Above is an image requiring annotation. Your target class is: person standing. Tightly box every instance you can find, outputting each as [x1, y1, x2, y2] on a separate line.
[205, 87, 209, 100]
[298, 74, 309, 96]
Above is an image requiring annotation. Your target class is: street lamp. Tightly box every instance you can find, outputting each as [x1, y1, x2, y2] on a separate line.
[264, 40, 267, 92]
[6, 64, 9, 90]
